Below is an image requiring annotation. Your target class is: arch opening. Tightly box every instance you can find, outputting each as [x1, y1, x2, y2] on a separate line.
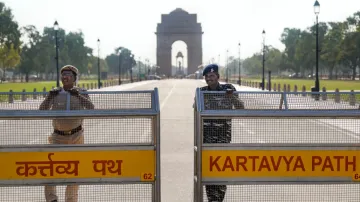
[171, 40, 188, 77]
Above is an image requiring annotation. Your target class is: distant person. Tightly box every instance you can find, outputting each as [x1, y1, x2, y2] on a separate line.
[39, 65, 94, 202]
[194, 64, 244, 202]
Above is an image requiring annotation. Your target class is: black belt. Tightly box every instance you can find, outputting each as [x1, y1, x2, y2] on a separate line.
[54, 125, 82, 135]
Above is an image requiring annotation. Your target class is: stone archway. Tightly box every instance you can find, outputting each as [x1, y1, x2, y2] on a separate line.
[155, 8, 203, 77]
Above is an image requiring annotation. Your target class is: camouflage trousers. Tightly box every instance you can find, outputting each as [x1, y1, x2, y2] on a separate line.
[45, 130, 84, 202]
[203, 129, 230, 202]
[205, 185, 227, 202]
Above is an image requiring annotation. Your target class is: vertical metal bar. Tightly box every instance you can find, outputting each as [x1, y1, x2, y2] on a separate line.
[151, 115, 156, 202]
[153, 88, 161, 202]
[195, 88, 203, 201]
[283, 91, 289, 110]
[193, 89, 198, 201]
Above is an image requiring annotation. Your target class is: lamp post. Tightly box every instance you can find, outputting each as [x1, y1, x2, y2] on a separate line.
[118, 49, 122, 85]
[146, 58, 150, 79]
[238, 42, 241, 85]
[314, 0, 320, 93]
[97, 39, 101, 89]
[130, 54, 134, 83]
[226, 50, 229, 83]
[54, 21, 59, 87]
[138, 57, 141, 81]
[262, 30, 266, 90]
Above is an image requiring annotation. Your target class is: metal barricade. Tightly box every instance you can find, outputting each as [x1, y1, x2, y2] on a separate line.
[0, 88, 161, 202]
[194, 89, 360, 202]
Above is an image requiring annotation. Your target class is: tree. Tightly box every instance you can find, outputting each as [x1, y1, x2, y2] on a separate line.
[0, 43, 20, 79]
[105, 46, 137, 75]
[0, 2, 21, 50]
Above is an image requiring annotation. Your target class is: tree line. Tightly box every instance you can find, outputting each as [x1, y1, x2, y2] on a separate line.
[0, 2, 152, 82]
[224, 10, 360, 80]
[1, 1, 359, 82]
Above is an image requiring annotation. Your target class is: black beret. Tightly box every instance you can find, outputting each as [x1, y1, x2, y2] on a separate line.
[202, 64, 218, 76]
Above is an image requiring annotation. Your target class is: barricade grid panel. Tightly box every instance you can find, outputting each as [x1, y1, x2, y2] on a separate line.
[0, 184, 152, 201]
[202, 184, 360, 202]
[0, 118, 152, 145]
[203, 92, 283, 110]
[202, 118, 360, 144]
[201, 92, 360, 110]
[286, 92, 360, 109]
[0, 92, 153, 110]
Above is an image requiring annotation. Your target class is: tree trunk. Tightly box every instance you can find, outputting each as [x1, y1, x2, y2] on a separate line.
[351, 64, 356, 80]
[25, 73, 29, 82]
[2, 67, 6, 81]
[328, 64, 335, 80]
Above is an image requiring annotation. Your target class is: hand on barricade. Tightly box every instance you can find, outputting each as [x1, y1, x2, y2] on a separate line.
[225, 89, 234, 98]
[49, 88, 60, 96]
[68, 88, 80, 96]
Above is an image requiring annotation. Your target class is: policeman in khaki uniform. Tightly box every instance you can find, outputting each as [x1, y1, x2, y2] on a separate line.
[39, 65, 94, 202]
[195, 64, 244, 202]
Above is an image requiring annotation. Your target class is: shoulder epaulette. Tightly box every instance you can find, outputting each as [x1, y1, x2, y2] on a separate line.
[200, 86, 208, 91]
[73, 86, 87, 91]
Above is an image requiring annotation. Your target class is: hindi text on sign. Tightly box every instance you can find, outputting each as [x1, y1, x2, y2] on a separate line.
[15, 153, 79, 177]
[92, 160, 123, 176]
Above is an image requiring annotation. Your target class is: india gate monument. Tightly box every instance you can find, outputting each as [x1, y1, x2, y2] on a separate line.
[155, 8, 203, 77]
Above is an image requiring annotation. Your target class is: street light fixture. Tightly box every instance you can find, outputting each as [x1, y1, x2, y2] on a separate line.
[314, 0, 320, 94]
[238, 42, 241, 85]
[262, 29, 266, 90]
[54, 21, 59, 87]
[97, 39, 101, 89]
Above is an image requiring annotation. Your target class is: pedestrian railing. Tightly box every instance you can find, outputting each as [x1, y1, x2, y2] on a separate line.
[194, 90, 360, 202]
[0, 89, 161, 202]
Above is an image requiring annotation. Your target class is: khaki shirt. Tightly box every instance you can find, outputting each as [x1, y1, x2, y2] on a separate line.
[49, 87, 90, 131]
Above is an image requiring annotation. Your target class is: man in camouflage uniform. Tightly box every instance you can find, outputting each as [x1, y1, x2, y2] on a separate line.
[198, 64, 244, 202]
[39, 65, 94, 202]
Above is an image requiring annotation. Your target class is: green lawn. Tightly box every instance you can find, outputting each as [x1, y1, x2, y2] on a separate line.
[244, 79, 360, 91]
[0, 80, 111, 92]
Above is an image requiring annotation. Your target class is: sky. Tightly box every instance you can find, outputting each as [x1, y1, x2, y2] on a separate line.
[2, 0, 360, 68]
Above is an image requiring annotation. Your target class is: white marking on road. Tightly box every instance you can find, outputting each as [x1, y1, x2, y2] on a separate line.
[160, 81, 177, 110]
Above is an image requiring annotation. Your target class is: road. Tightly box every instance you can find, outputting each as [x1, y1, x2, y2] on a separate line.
[0, 79, 360, 201]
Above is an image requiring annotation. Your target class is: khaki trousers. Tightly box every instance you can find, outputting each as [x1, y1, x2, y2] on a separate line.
[45, 130, 84, 202]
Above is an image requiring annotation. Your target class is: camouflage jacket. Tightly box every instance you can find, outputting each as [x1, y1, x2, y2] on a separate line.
[199, 83, 244, 143]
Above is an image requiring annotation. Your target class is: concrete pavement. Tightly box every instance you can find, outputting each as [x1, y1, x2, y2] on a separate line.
[0, 79, 359, 201]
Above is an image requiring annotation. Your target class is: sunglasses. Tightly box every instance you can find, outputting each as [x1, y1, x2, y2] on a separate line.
[61, 71, 75, 77]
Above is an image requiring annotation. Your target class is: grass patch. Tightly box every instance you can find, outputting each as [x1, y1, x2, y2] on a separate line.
[0, 80, 112, 92]
[242, 79, 360, 105]
[244, 79, 360, 91]
[0, 80, 115, 103]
